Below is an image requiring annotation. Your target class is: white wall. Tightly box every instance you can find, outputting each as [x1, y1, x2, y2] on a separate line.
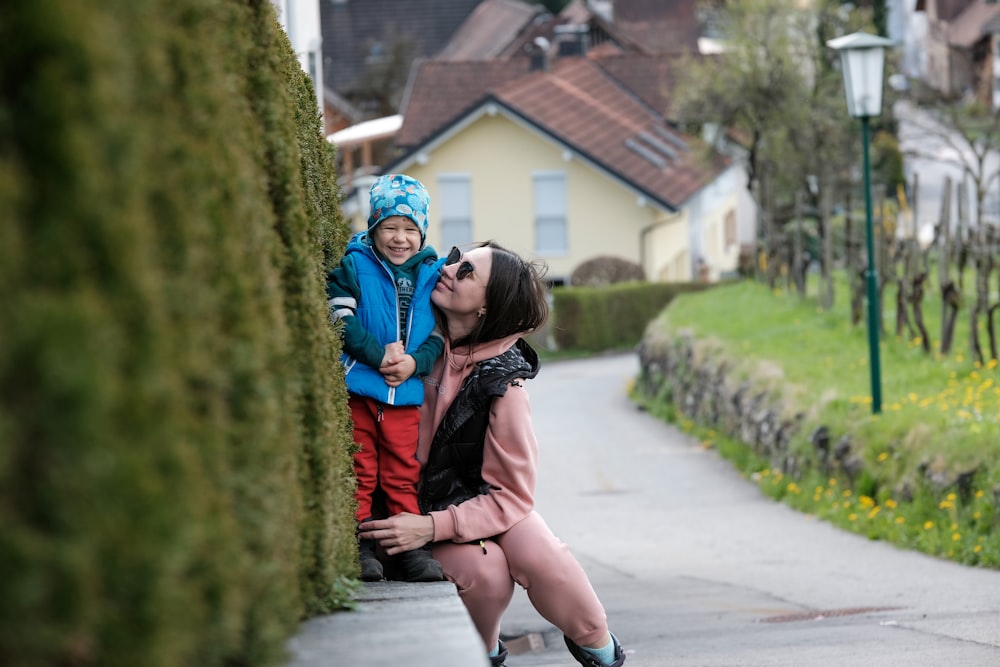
[271, 0, 324, 117]
[891, 0, 928, 80]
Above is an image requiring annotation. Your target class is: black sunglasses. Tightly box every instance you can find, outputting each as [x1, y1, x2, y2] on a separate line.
[445, 246, 476, 281]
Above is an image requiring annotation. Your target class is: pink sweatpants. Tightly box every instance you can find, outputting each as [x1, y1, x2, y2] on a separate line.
[432, 511, 609, 651]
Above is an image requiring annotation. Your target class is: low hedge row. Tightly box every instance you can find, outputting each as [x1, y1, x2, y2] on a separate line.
[549, 281, 712, 352]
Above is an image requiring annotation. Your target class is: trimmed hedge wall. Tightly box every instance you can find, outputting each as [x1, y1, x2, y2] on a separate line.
[0, 2, 355, 666]
[550, 281, 712, 352]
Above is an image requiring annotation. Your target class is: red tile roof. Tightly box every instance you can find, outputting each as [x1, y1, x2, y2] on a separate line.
[436, 0, 547, 61]
[599, 0, 701, 53]
[393, 56, 727, 211]
[395, 59, 532, 147]
[591, 51, 693, 116]
[947, 1, 1000, 47]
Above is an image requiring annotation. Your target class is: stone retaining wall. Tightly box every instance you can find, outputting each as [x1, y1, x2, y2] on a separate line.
[635, 332, 981, 501]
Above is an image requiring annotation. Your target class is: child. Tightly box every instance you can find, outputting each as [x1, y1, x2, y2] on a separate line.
[326, 173, 445, 582]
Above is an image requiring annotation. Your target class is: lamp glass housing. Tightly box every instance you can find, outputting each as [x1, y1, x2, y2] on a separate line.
[839, 47, 885, 118]
[827, 32, 894, 119]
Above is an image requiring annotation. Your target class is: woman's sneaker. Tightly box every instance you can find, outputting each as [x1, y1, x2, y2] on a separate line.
[395, 544, 444, 582]
[564, 632, 626, 667]
[489, 639, 509, 667]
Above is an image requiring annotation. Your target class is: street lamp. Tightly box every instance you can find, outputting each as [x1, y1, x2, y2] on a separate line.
[827, 31, 894, 415]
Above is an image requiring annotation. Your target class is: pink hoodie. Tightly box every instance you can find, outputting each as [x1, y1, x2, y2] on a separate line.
[418, 333, 537, 544]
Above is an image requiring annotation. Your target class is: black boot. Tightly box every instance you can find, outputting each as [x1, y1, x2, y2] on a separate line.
[356, 519, 384, 582]
[489, 639, 509, 667]
[394, 544, 444, 582]
[358, 537, 384, 582]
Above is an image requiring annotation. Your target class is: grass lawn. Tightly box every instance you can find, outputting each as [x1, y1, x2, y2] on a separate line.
[635, 273, 1000, 568]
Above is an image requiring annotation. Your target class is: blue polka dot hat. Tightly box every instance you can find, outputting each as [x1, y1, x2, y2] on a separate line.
[367, 173, 431, 245]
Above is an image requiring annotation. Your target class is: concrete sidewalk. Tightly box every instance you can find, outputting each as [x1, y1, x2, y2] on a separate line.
[285, 581, 489, 667]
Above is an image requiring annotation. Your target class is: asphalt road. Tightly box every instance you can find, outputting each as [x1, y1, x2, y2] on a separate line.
[498, 352, 1000, 667]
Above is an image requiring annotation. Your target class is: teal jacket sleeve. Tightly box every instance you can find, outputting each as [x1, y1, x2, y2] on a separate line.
[326, 255, 388, 369]
[410, 330, 444, 377]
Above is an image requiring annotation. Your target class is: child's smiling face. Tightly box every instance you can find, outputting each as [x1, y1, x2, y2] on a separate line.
[372, 216, 422, 265]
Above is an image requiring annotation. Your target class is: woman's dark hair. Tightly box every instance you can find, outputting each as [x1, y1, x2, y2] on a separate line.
[450, 240, 549, 348]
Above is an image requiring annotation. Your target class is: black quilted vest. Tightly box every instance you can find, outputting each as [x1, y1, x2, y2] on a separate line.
[419, 339, 539, 514]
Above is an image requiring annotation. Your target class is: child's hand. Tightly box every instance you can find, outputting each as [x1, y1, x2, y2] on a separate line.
[380, 354, 416, 387]
[381, 341, 405, 366]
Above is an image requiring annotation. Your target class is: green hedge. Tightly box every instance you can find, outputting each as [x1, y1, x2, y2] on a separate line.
[550, 281, 713, 352]
[0, 2, 355, 666]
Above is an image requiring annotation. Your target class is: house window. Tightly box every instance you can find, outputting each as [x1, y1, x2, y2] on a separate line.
[533, 171, 567, 255]
[724, 209, 737, 249]
[438, 174, 472, 249]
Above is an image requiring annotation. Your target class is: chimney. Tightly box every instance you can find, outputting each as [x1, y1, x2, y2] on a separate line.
[554, 24, 589, 57]
[530, 36, 551, 71]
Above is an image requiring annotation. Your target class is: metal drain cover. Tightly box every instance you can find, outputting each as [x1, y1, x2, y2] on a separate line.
[761, 606, 903, 623]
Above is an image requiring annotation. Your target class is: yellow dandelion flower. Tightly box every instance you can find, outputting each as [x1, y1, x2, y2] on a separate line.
[973, 511, 981, 520]
[939, 500, 953, 509]
[877, 452, 889, 462]
[952, 533, 961, 541]
[829, 478, 837, 486]
[842, 489, 852, 497]
[976, 489, 984, 498]
[868, 507, 880, 519]
[895, 516, 905, 524]
[860, 496, 875, 508]
[974, 545, 983, 553]
[924, 521, 934, 530]
[885, 499, 897, 509]
[848, 513, 857, 521]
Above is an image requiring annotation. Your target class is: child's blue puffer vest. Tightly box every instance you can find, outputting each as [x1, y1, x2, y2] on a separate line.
[342, 238, 440, 406]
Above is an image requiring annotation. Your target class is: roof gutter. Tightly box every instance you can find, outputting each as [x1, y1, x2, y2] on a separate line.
[639, 210, 683, 279]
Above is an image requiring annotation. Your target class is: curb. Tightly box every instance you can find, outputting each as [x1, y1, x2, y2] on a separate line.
[285, 581, 489, 667]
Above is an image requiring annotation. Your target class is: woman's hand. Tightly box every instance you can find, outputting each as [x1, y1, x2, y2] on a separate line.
[358, 513, 434, 555]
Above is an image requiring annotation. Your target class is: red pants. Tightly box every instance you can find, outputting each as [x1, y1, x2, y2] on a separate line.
[350, 395, 422, 522]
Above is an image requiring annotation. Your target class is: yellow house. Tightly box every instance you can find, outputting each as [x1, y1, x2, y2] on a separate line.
[343, 53, 742, 285]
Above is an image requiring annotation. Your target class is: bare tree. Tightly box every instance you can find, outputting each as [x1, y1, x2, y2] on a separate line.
[672, 0, 867, 297]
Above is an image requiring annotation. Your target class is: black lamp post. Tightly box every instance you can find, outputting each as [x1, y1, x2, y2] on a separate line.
[827, 31, 894, 415]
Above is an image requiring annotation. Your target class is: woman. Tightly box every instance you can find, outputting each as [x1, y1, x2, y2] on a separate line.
[360, 241, 626, 667]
